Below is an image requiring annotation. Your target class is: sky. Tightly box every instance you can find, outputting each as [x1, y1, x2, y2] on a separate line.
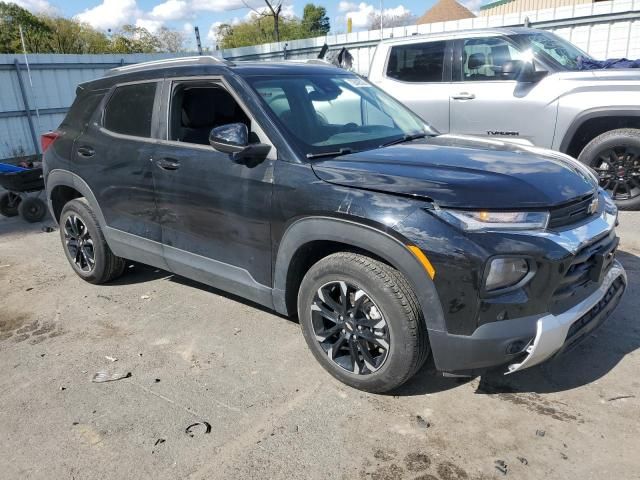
[11, 0, 488, 49]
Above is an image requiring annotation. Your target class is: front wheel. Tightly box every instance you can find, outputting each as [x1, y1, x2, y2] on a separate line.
[0, 192, 21, 217]
[18, 197, 47, 223]
[578, 128, 640, 210]
[297, 252, 429, 393]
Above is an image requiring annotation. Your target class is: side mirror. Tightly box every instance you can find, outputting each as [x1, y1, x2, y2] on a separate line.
[517, 61, 548, 83]
[209, 123, 249, 153]
[499, 60, 524, 80]
[209, 123, 271, 165]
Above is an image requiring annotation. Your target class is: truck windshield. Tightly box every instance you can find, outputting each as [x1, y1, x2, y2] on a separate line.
[246, 73, 436, 158]
[512, 32, 592, 70]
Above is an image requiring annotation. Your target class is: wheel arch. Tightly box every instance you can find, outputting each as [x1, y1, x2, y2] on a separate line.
[272, 216, 446, 332]
[46, 169, 106, 226]
[560, 109, 640, 159]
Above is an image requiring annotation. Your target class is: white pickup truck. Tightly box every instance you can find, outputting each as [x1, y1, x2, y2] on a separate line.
[369, 26, 640, 210]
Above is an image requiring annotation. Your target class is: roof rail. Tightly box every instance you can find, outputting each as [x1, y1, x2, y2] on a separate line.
[106, 55, 232, 76]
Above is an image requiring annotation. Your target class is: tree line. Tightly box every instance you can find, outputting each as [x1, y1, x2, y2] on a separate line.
[0, 1, 332, 54]
[0, 2, 187, 54]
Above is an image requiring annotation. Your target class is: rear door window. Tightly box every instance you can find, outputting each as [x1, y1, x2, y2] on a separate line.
[386, 41, 447, 82]
[103, 82, 158, 137]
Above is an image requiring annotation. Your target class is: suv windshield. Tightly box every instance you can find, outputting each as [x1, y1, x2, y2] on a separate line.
[246, 73, 436, 157]
[512, 32, 592, 70]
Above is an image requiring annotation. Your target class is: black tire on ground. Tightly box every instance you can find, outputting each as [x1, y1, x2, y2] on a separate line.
[59, 198, 126, 284]
[578, 128, 640, 210]
[0, 192, 21, 217]
[297, 252, 429, 393]
[17, 197, 47, 223]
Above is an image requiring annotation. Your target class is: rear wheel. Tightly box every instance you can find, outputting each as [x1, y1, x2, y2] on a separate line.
[0, 192, 21, 217]
[18, 197, 47, 223]
[59, 198, 126, 284]
[578, 128, 640, 210]
[298, 252, 428, 393]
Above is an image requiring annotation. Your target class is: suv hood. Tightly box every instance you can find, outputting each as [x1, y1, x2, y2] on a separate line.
[311, 135, 597, 209]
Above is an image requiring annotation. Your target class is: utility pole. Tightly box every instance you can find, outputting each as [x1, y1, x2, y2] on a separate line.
[194, 26, 203, 55]
[379, 0, 384, 39]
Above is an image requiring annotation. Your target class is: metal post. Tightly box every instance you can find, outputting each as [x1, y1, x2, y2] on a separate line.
[13, 59, 40, 155]
[194, 26, 203, 55]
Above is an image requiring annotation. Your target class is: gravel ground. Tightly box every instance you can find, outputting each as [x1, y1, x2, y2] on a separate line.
[0, 210, 638, 480]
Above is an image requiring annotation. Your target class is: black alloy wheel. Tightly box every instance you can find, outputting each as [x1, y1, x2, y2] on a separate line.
[311, 281, 390, 375]
[592, 145, 640, 202]
[64, 214, 95, 272]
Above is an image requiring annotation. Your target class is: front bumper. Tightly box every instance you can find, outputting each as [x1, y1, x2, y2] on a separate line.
[505, 260, 626, 374]
[428, 260, 626, 375]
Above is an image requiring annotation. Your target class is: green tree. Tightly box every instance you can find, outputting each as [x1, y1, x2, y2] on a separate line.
[0, 2, 51, 53]
[301, 4, 330, 36]
[109, 25, 160, 53]
[41, 16, 110, 54]
[156, 26, 186, 53]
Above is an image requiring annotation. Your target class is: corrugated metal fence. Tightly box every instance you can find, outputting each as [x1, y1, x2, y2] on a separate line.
[1, 0, 639, 160]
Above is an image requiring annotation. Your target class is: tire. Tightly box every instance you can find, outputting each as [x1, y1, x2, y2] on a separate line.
[297, 252, 429, 393]
[59, 198, 126, 284]
[0, 192, 21, 217]
[578, 128, 640, 210]
[18, 197, 47, 223]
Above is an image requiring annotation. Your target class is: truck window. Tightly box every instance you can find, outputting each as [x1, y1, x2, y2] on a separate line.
[103, 82, 157, 138]
[386, 41, 446, 83]
[461, 37, 523, 81]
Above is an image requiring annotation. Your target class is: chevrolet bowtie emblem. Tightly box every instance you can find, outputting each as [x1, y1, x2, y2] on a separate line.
[587, 197, 599, 215]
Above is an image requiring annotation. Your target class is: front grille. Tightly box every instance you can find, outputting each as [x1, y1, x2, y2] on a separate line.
[551, 230, 619, 305]
[548, 194, 596, 230]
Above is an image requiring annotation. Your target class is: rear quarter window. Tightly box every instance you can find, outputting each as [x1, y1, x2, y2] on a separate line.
[386, 41, 446, 83]
[103, 82, 158, 138]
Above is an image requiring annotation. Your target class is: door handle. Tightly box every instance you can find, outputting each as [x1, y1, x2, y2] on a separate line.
[155, 158, 181, 171]
[77, 146, 95, 157]
[451, 92, 476, 100]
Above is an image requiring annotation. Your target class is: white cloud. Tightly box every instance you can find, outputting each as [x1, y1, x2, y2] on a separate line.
[149, 0, 190, 21]
[244, 3, 295, 21]
[12, 0, 55, 13]
[340, 2, 412, 29]
[462, 0, 483, 14]
[191, 0, 262, 12]
[338, 1, 358, 13]
[136, 18, 163, 32]
[75, 0, 141, 30]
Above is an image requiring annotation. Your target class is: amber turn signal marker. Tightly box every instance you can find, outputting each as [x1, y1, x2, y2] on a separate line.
[407, 246, 436, 280]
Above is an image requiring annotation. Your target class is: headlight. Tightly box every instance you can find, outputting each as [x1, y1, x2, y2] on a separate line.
[485, 258, 530, 291]
[433, 208, 549, 231]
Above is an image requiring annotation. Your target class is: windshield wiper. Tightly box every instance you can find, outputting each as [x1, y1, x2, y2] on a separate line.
[380, 132, 428, 148]
[306, 148, 354, 160]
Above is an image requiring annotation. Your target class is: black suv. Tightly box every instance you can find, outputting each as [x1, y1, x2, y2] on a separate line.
[44, 56, 626, 392]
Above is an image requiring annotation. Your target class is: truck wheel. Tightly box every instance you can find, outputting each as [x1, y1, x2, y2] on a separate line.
[578, 128, 640, 210]
[59, 198, 126, 284]
[297, 252, 429, 393]
[18, 197, 47, 223]
[0, 192, 21, 217]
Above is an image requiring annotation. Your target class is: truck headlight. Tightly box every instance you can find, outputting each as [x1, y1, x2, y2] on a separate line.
[433, 208, 549, 231]
[485, 258, 530, 291]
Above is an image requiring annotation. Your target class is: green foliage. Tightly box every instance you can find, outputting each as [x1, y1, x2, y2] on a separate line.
[217, 2, 330, 49]
[301, 4, 330, 36]
[0, 2, 186, 54]
[0, 1, 51, 53]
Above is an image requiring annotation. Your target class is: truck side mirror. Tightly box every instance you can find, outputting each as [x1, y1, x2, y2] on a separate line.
[517, 61, 548, 83]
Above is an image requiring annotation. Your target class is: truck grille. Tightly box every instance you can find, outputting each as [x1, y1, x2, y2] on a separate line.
[548, 194, 597, 230]
[551, 229, 618, 305]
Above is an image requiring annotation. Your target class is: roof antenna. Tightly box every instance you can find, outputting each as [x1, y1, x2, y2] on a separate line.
[194, 26, 203, 55]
